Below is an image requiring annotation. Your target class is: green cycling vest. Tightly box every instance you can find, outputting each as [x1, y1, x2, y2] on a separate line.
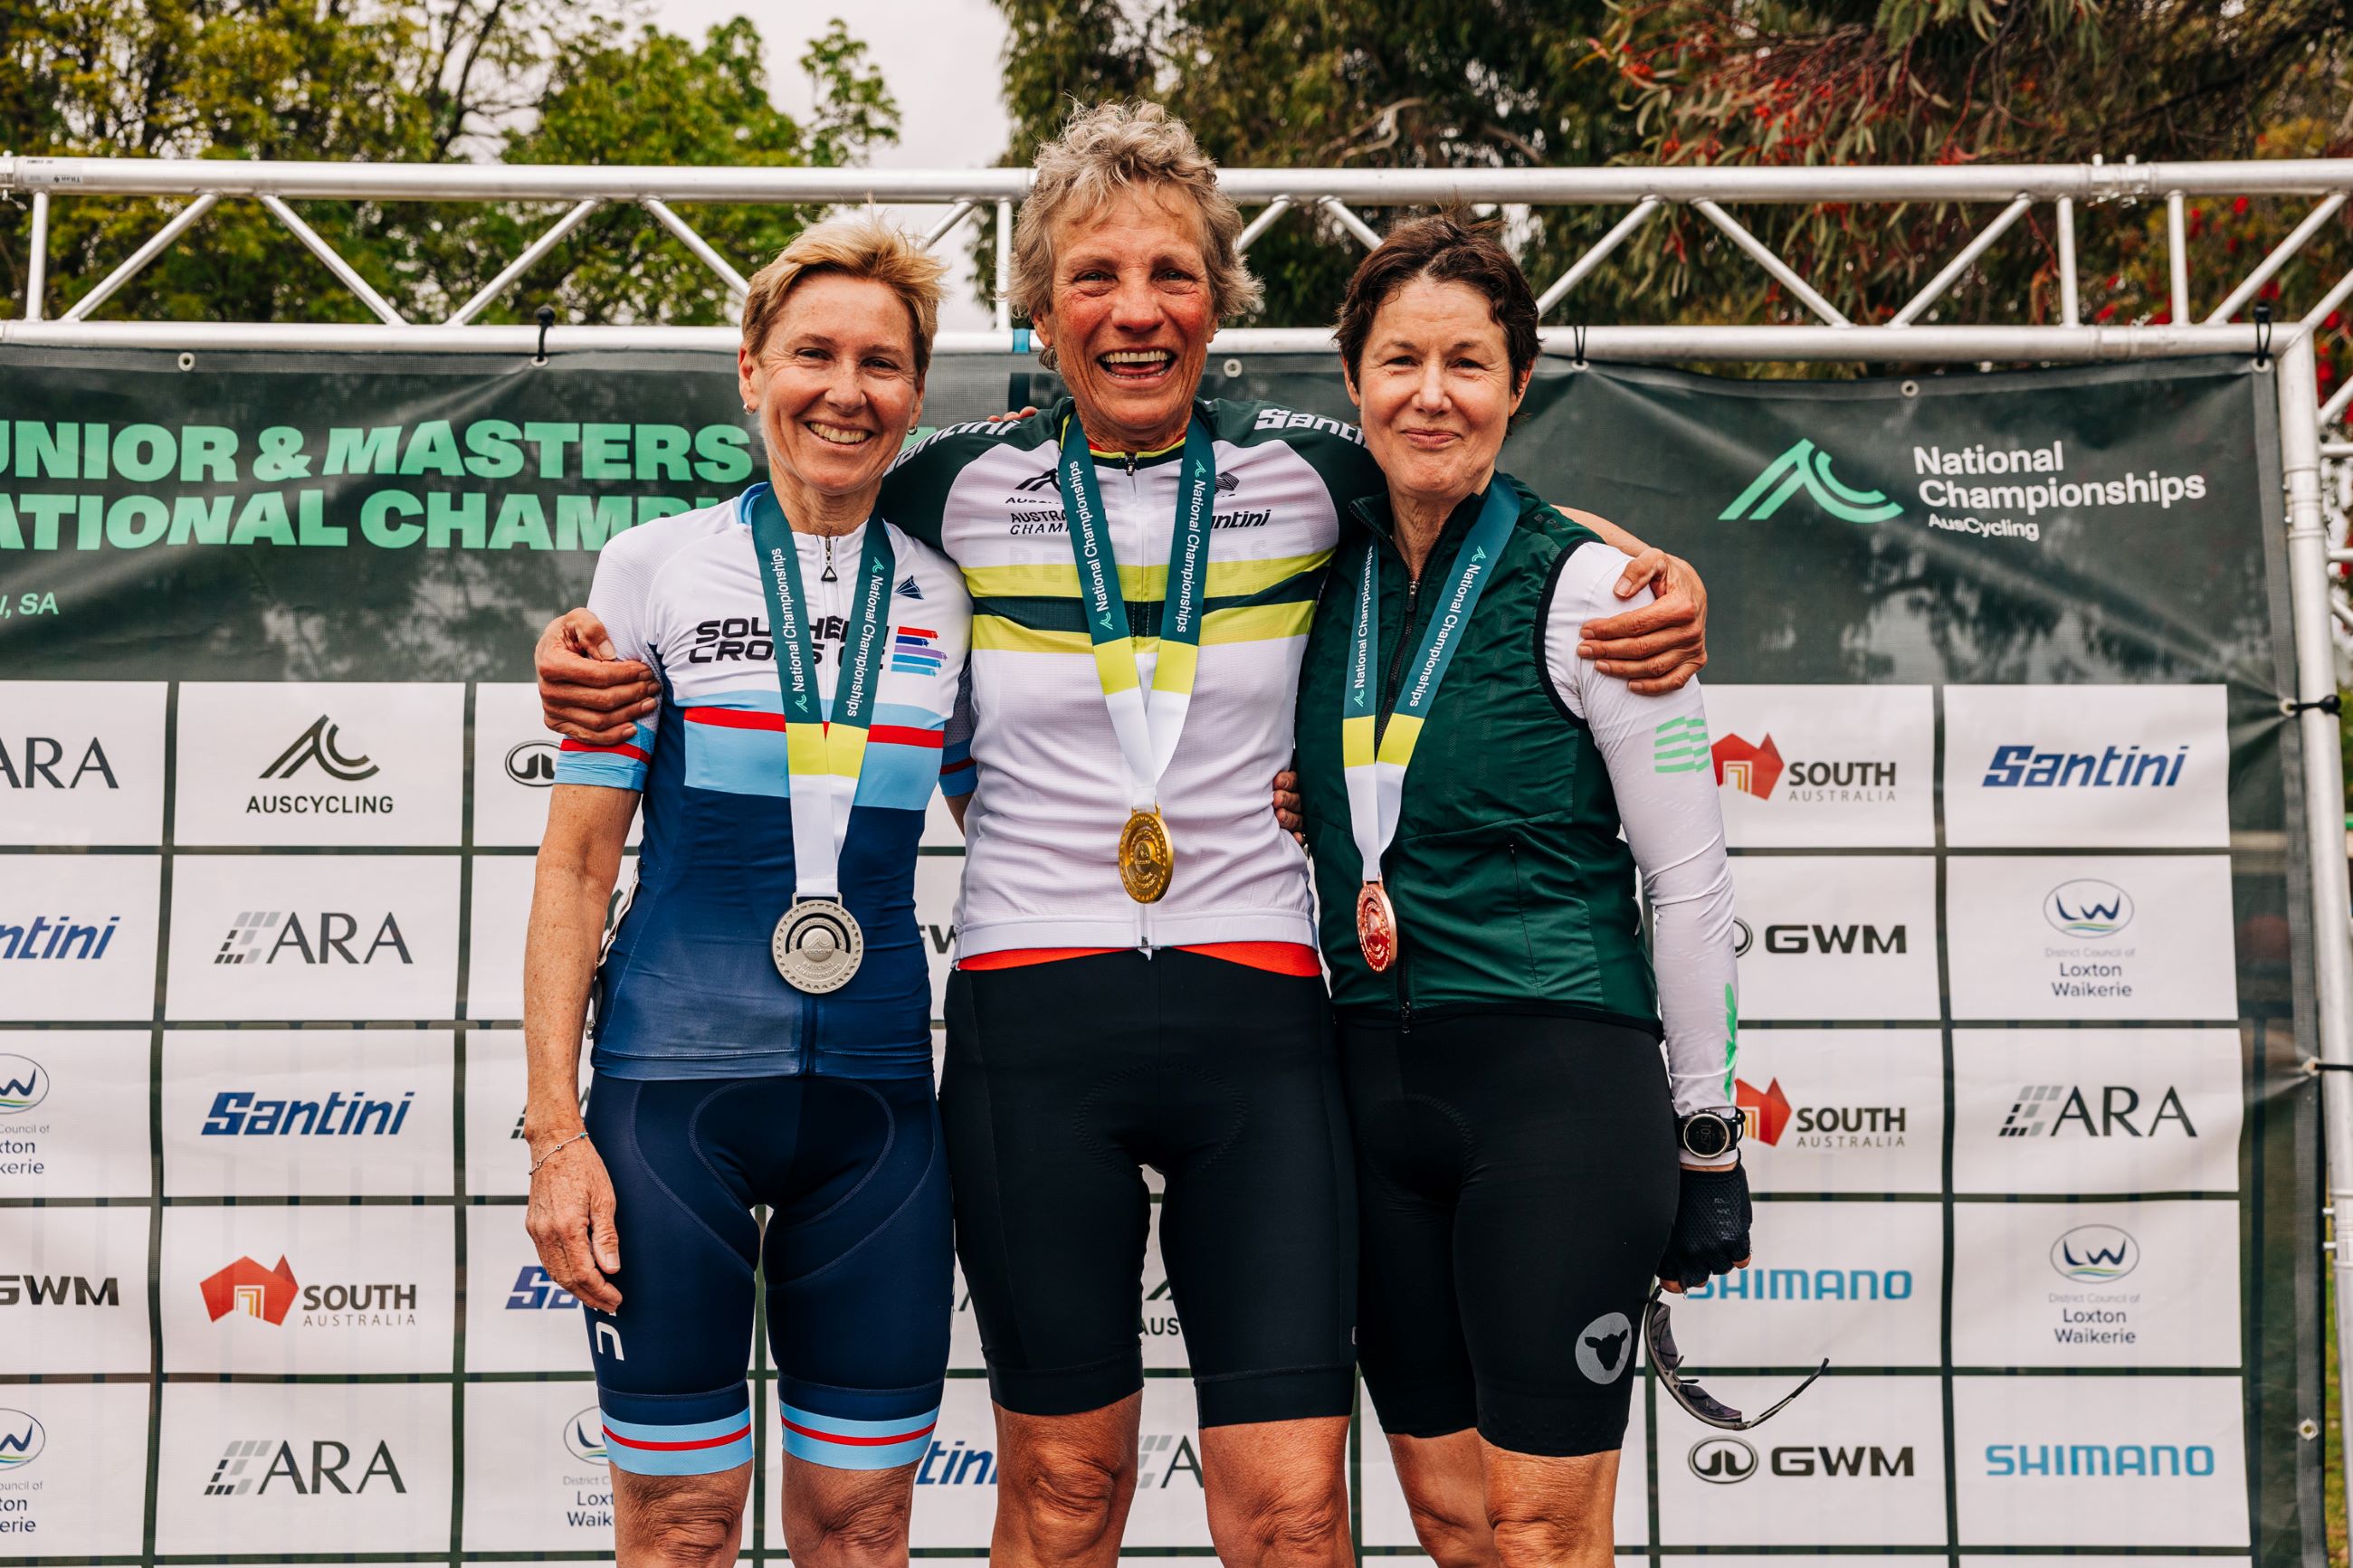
[1294, 471, 1662, 1031]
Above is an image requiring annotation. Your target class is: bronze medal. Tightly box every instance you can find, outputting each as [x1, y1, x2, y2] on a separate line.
[1118, 808, 1175, 904]
[1356, 881, 1399, 972]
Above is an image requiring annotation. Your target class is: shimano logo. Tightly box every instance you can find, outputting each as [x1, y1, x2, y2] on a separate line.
[1985, 1442, 2215, 1478]
[1687, 1268, 1912, 1303]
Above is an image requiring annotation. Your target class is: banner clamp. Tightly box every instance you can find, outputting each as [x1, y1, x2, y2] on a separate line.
[534, 303, 556, 366]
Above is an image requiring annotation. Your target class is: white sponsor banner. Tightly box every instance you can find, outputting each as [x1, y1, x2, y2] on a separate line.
[464, 1029, 588, 1197]
[174, 682, 463, 847]
[1727, 855, 1940, 1020]
[165, 853, 460, 1022]
[459, 1380, 615, 1553]
[1676, 1199, 1940, 1368]
[162, 1029, 452, 1197]
[1703, 685, 1935, 848]
[0, 853, 160, 1022]
[1942, 683, 2229, 849]
[0, 1030, 149, 1197]
[0, 1206, 148, 1373]
[1952, 1374, 2248, 1546]
[1654, 1374, 1945, 1545]
[153, 1382, 452, 1555]
[0, 680, 167, 846]
[1947, 853, 2238, 1022]
[916, 852, 961, 1020]
[465, 1204, 589, 1373]
[1951, 1198, 2241, 1368]
[1732, 1031, 1944, 1195]
[1358, 1383, 1647, 1547]
[159, 1205, 454, 1374]
[469, 852, 637, 1022]
[0, 1383, 148, 1555]
[1951, 1029, 2241, 1195]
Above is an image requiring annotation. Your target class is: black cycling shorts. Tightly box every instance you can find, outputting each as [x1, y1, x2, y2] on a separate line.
[581, 1072, 950, 1475]
[940, 948, 1356, 1427]
[1341, 1012, 1679, 1458]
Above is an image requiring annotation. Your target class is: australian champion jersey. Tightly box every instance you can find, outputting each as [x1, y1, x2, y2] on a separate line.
[556, 488, 973, 1079]
[881, 398, 1381, 958]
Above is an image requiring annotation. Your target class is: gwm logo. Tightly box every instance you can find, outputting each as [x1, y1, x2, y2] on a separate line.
[1690, 1436, 1758, 1483]
[1721, 440, 1904, 525]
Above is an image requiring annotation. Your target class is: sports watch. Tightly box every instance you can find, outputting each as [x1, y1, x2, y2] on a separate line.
[1678, 1109, 1744, 1163]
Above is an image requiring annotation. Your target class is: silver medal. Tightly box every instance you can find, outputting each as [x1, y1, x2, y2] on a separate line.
[771, 898, 863, 993]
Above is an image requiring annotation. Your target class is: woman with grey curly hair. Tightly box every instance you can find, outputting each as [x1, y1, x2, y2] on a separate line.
[537, 99, 1710, 1568]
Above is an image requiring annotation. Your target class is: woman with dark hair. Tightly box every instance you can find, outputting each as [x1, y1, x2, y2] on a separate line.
[1287, 214, 1747, 1568]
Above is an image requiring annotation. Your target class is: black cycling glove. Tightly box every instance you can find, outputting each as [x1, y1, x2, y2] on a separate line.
[1656, 1162, 1753, 1290]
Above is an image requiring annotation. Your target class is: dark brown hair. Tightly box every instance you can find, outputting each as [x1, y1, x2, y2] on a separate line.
[1333, 211, 1540, 390]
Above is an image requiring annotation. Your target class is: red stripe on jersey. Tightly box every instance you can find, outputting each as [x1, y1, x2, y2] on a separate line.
[560, 737, 650, 763]
[868, 725, 944, 749]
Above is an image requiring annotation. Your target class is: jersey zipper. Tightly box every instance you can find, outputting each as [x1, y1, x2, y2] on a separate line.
[820, 534, 838, 583]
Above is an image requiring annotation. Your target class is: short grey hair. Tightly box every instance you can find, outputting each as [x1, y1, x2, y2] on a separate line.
[1008, 100, 1262, 362]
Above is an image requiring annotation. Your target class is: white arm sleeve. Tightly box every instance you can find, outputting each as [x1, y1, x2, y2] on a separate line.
[1544, 543, 1739, 1126]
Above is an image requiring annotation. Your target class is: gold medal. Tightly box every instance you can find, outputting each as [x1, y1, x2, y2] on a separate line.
[1118, 808, 1175, 904]
[1356, 881, 1399, 973]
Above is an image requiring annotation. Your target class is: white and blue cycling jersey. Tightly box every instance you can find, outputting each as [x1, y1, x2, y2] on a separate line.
[556, 488, 973, 1080]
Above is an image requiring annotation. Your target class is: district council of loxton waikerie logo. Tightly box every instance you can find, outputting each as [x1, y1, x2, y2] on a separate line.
[0, 1410, 44, 1471]
[2051, 1224, 2141, 1283]
[1720, 439, 1904, 525]
[0, 1054, 50, 1113]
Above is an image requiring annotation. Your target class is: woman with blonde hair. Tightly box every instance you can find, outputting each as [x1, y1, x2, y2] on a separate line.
[537, 103, 1710, 1568]
[522, 216, 971, 1568]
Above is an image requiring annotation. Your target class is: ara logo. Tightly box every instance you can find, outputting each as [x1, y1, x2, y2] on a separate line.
[1574, 1311, 1633, 1384]
[1720, 439, 1903, 525]
[2044, 879, 2133, 939]
[563, 1407, 607, 1465]
[2000, 1084, 2196, 1139]
[213, 910, 413, 966]
[205, 1438, 406, 1496]
[261, 717, 379, 783]
[1690, 1437, 1758, 1483]
[2051, 1224, 2141, 1283]
[0, 1054, 50, 1113]
[200, 1256, 300, 1324]
[0, 1410, 44, 1471]
[0, 736, 118, 791]
[1134, 1431, 1205, 1489]
[503, 741, 557, 787]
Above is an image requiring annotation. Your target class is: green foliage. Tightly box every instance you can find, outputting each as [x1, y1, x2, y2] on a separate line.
[0, 2, 898, 326]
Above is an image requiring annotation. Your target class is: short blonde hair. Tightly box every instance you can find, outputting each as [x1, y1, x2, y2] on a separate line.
[740, 216, 949, 381]
[1008, 100, 1262, 357]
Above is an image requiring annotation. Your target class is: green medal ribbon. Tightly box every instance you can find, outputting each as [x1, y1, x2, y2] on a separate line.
[744, 481, 896, 901]
[1340, 481, 1519, 883]
[1055, 413, 1218, 813]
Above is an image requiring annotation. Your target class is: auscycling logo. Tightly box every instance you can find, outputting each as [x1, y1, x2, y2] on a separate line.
[1721, 440, 1904, 525]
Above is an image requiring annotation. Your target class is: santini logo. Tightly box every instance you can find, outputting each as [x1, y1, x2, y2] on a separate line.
[214, 911, 412, 966]
[261, 717, 378, 783]
[0, 1055, 50, 1113]
[1982, 742, 2187, 790]
[0, 915, 121, 961]
[0, 736, 118, 791]
[201, 1089, 415, 1137]
[2051, 1224, 2141, 1283]
[2001, 1085, 2196, 1138]
[1720, 439, 1903, 525]
[2044, 879, 2133, 938]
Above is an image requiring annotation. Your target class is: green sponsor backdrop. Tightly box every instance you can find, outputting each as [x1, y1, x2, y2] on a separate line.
[0, 348, 2321, 1565]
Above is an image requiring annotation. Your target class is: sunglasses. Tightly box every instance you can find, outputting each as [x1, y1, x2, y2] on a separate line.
[1643, 1285, 1828, 1430]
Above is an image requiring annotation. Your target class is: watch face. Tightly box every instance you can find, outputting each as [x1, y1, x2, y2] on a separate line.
[1683, 1116, 1731, 1159]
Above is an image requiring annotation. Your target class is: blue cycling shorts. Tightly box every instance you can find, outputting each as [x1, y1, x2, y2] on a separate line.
[579, 1071, 950, 1475]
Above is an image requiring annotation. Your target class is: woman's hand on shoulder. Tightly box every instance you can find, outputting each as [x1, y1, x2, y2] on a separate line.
[1555, 505, 1709, 695]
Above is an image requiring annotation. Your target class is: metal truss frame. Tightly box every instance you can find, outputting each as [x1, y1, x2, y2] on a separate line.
[4, 158, 2351, 1463]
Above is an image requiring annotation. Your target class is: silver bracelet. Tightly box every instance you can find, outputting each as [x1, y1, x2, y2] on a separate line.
[529, 1130, 590, 1176]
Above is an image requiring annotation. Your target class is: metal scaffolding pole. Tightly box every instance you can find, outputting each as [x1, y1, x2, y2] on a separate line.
[2279, 332, 2353, 1480]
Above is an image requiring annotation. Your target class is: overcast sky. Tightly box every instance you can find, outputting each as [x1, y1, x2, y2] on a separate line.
[646, 0, 1015, 328]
